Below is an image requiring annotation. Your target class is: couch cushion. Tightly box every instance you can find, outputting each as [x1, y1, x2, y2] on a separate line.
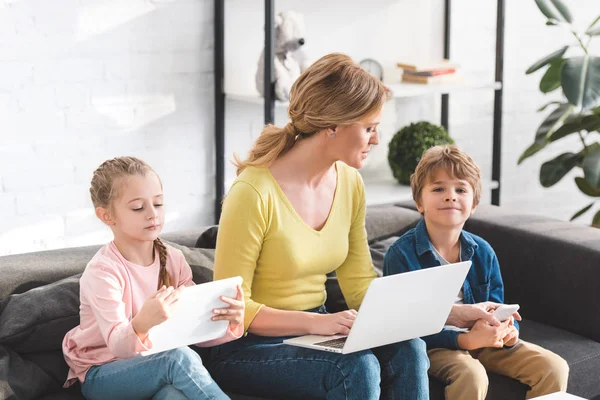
[519, 319, 600, 399]
[0, 344, 64, 400]
[365, 205, 421, 243]
[0, 246, 99, 301]
[0, 274, 81, 354]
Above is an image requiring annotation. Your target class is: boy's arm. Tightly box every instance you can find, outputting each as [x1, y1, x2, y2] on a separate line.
[383, 245, 463, 350]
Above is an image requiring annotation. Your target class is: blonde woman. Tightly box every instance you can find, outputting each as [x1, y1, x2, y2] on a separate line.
[210, 53, 496, 399]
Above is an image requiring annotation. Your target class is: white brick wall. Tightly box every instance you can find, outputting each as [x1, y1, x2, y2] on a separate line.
[1, 0, 599, 256]
[0, 0, 215, 256]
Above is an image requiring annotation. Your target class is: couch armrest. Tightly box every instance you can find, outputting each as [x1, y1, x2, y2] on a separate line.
[464, 205, 600, 342]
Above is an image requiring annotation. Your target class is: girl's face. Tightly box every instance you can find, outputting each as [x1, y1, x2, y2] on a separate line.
[329, 109, 381, 169]
[102, 172, 165, 243]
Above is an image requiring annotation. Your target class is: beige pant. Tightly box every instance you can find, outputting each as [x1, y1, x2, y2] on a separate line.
[428, 340, 569, 400]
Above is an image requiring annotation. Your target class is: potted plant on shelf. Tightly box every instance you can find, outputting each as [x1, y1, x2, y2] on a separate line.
[388, 121, 454, 185]
[519, 0, 600, 226]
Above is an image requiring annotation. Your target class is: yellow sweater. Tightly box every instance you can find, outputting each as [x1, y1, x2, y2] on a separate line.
[213, 162, 377, 331]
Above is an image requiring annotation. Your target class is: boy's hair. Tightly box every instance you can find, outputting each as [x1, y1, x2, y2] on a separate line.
[410, 145, 482, 207]
[90, 156, 171, 289]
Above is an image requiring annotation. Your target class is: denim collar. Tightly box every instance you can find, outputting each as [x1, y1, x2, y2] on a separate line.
[415, 218, 478, 261]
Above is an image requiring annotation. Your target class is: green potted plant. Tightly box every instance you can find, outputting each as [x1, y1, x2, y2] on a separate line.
[388, 121, 454, 185]
[519, 0, 600, 225]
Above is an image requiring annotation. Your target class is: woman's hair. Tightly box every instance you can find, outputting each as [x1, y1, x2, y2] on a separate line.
[410, 145, 482, 208]
[234, 53, 389, 175]
[90, 156, 171, 289]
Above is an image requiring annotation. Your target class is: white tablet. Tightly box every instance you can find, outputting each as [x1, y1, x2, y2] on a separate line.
[141, 276, 242, 356]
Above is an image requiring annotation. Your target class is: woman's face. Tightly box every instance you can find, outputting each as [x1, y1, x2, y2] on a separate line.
[330, 109, 381, 169]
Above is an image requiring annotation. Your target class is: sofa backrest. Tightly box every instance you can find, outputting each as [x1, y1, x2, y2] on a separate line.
[0, 229, 206, 301]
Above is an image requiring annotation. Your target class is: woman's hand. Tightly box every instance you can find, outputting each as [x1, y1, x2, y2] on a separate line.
[457, 318, 512, 350]
[211, 285, 245, 332]
[132, 285, 182, 340]
[309, 309, 358, 336]
[447, 303, 501, 329]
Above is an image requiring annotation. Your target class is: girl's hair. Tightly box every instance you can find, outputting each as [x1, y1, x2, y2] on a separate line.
[410, 145, 482, 207]
[90, 156, 172, 289]
[234, 53, 389, 175]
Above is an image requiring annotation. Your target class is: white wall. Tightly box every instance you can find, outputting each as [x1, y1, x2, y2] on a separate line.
[0, 0, 215, 256]
[1, 0, 599, 256]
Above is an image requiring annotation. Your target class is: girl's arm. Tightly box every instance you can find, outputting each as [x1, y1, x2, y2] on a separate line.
[82, 263, 153, 358]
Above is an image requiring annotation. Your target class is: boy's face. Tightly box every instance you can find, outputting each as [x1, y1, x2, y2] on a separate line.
[416, 169, 477, 229]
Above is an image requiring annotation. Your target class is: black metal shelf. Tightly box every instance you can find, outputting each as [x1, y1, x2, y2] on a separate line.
[213, 0, 505, 222]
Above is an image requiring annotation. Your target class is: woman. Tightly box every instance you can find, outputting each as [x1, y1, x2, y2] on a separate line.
[210, 53, 494, 400]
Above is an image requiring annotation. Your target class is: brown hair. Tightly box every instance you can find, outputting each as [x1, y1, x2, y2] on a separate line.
[234, 53, 389, 175]
[410, 145, 482, 208]
[90, 156, 171, 289]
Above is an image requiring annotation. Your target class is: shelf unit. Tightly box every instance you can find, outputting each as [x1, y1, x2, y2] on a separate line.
[214, 0, 505, 223]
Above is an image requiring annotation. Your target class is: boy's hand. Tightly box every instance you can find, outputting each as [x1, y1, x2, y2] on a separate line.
[502, 323, 519, 347]
[309, 309, 358, 336]
[211, 285, 245, 332]
[457, 318, 512, 350]
[133, 285, 182, 339]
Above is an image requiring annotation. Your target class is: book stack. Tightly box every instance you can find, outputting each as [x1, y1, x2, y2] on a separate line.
[397, 60, 461, 84]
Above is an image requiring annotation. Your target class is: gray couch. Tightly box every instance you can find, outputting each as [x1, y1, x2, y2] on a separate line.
[1, 203, 599, 400]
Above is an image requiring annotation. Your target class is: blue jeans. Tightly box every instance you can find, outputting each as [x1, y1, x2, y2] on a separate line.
[209, 310, 430, 400]
[81, 347, 229, 400]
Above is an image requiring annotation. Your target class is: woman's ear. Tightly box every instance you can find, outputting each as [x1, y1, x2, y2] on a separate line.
[95, 207, 115, 226]
[328, 126, 337, 138]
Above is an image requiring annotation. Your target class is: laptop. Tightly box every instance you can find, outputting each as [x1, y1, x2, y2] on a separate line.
[141, 276, 242, 356]
[283, 261, 471, 354]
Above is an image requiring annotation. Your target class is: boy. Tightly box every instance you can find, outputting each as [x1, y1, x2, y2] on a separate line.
[383, 145, 569, 399]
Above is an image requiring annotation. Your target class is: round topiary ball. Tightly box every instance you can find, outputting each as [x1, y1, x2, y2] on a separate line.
[387, 121, 455, 185]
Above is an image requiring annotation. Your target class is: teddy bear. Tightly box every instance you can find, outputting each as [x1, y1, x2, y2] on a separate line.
[255, 11, 309, 101]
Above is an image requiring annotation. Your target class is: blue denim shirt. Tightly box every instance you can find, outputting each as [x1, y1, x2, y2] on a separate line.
[382, 218, 519, 350]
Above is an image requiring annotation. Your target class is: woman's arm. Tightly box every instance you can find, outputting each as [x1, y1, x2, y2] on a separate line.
[334, 172, 377, 310]
[249, 306, 357, 337]
[213, 181, 268, 331]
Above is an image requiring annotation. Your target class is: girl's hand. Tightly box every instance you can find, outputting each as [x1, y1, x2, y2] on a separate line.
[457, 318, 512, 350]
[309, 309, 358, 336]
[132, 285, 182, 339]
[211, 285, 245, 331]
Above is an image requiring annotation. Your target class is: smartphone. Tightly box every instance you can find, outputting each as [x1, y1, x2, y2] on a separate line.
[493, 304, 520, 322]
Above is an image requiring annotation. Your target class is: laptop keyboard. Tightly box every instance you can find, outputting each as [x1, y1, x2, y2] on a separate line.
[314, 337, 347, 349]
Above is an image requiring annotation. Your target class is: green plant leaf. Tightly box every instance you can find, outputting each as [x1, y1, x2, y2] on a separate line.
[540, 59, 565, 93]
[550, 0, 573, 23]
[537, 101, 563, 112]
[587, 25, 600, 36]
[534, 103, 575, 143]
[587, 15, 600, 32]
[561, 56, 600, 111]
[570, 202, 594, 221]
[575, 176, 600, 197]
[583, 146, 600, 187]
[526, 46, 568, 74]
[540, 152, 582, 187]
[518, 142, 547, 164]
[534, 0, 572, 23]
[593, 210, 600, 227]
[548, 114, 600, 143]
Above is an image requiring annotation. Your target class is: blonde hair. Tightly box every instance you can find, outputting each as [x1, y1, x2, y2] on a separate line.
[90, 156, 171, 289]
[234, 53, 389, 175]
[410, 145, 482, 207]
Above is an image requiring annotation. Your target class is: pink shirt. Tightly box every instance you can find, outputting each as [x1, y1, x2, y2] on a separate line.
[62, 241, 242, 387]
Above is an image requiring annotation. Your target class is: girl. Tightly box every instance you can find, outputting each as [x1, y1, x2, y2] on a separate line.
[62, 156, 243, 400]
